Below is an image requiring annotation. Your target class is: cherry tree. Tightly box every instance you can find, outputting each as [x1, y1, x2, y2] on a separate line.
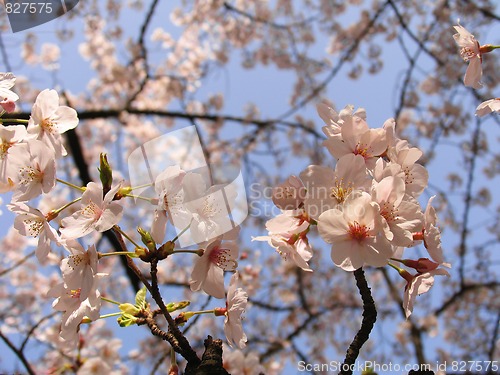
[0, 1, 499, 374]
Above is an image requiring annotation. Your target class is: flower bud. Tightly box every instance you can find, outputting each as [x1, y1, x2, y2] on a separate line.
[98, 153, 113, 194]
[157, 241, 175, 260]
[401, 258, 439, 273]
[137, 227, 157, 253]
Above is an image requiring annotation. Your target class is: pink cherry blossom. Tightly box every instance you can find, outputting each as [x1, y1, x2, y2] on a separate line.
[60, 182, 123, 239]
[403, 268, 450, 318]
[271, 175, 306, 210]
[224, 272, 248, 349]
[0, 72, 19, 103]
[47, 275, 103, 346]
[453, 22, 482, 89]
[190, 236, 239, 299]
[386, 140, 429, 197]
[371, 175, 423, 247]
[421, 196, 444, 264]
[8, 202, 60, 262]
[475, 98, 500, 117]
[323, 110, 387, 170]
[60, 240, 98, 300]
[300, 154, 370, 219]
[252, 210, 313, 271]
[27, 89, 79, 158]
[318, 192, 393, 271]
[11, 140, 56, 202]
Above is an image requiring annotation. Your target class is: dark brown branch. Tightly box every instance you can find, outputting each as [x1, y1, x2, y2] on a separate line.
[0, 330, 35, 375]
[194, 336, 229, 375]
[339, 268, 377, 375]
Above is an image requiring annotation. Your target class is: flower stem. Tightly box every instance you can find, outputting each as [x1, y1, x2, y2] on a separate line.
[0, 118, 29, 124]
[129, 182, 154, 190]
[101, 296, 122, 305]
[171, 221, 192, 243]
[50, 196, 82, 217]
[170, 250, 201, 255]
[123, 193, 154, 202]
[99, 251, 135, 259]
[113, 226, 142, 249]
[56, 178, 86, 192]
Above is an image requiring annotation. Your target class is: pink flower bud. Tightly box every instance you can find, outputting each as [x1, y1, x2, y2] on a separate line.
[402, 258, 439, 273]
[0, 100, 16, 113]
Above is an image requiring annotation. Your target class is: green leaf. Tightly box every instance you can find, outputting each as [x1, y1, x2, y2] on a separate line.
[135, 286, 148, 309]
[117, 313, 138, 327]
[119, 303, 140, 315]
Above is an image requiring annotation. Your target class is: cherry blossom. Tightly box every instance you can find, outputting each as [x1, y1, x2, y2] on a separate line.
[317, 192, 393, 271]
[47, 275, 104, 347]
[420, 196, 444, 264]
[0, 72, 19, 103]
[60, 182, 123, 239]
[190, 236, 239, 299]
[0, 124, 28, 192]
[224, 272, 248, 349]
[150, 165, 189, 243]
[386, 140, 429, 198]
[11, 140, 56, 202]
[453, 22, 483, 89]
[223, 348, 266, 375]
[475, 98, 500, 117]
[323, 110, 387, 170]
[60, 240, 98, 300]
[300, 154, 370, 219]
[271, 175, 306, 210]
[371, 175, 423, 247]
[180, 172, 238, 244]
[402, 268, 450, 318]
[27, 89, 79, 158]
[252, 210, 313, 271]
[8, 202, 60, 262]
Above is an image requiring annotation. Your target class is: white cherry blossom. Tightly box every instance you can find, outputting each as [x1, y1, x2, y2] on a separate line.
[8, 202, 60, 262]
[318, 192, 393, 271]
[150, 165, 189, 243]
[0, 124, 28, 192]
[403, 268, 450, 318]
[47, 275, 104, 346]
[27, 89, 79, 158]
[224, 272, 248, 349]
[476, 98, 500, 117]
[252, 210, 313, 271]
[190, 236, 239, 299]
[60, 182, 123, 239]
[11, 140, 56, 202]
[0, 72, 19, 103]
[453, 21, 483, 89]
[300, 154, 370, 219]
[60, 240, 98, 300]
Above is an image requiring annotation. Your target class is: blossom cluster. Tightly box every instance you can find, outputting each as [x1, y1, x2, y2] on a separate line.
[452, 21, 500, 116]
[255, 102, 450, 317]
[0, 73, 248, 358]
